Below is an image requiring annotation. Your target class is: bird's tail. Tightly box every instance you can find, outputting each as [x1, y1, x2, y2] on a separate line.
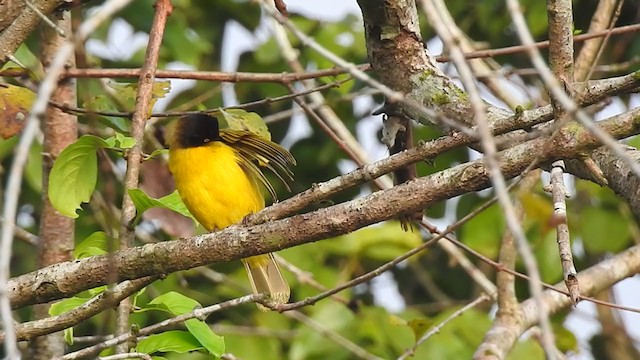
[242, 253, 290, 311]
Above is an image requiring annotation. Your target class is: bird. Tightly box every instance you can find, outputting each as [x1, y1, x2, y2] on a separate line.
[167, 113, 295, 309]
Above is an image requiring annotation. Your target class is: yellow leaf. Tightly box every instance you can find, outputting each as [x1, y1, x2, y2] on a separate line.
[0, 84, 36, 139]
[408, 318, 433, 341]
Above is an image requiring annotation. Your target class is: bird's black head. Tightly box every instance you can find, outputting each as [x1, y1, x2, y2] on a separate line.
[173, 114, 220, 148]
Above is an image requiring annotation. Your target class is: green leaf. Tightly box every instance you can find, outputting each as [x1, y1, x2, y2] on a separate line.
[0, 136, 18, 160]
[49, 296, 88, 317]
[147, 291, 200, 315]
[106, 81, 171, 117]
[86, 285, 108, 297]
[460, 203, 505, 258]
[105, 81, 138, 106]
[407, 318, 433, 342]
[0, 83, 37, 139]
[554, 323, 578, 353]
[185, 319, 225, 357]
[290, 302, 356, 360]
[217, 109, 271, 140]
[579, 207, 631, 253]
[145, 148, 169, 161]
[145, 292, 225, 356]
[322, 222, 421, 261]
[114, 132, 136, 149]
[63, 327, 74, 345]
[49, 295, 86, 345]
[74, 231, 109, 258]
[127, 189, 197, 225]
[136, 330, 203, 354]
[132, 286, 148, 308]
[83, 95, 130, 133]
[25, 140, 43, 191]
[48, 135, 109, 218]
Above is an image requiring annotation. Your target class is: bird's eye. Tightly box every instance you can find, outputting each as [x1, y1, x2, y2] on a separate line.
[203, 138, 210, 143]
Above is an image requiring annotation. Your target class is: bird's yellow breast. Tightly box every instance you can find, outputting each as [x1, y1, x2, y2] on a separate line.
[169, 142, 264, 231]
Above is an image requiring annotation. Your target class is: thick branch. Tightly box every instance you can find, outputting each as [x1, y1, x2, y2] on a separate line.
[7, 106, 640, 310]
[474, 241, 640, 359]
[249, 71, 640, 225]
[0, 0, 63, 64]
[567, 146, 640, 219]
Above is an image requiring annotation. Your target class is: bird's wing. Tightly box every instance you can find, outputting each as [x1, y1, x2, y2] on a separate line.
[219, 129, 295, 200]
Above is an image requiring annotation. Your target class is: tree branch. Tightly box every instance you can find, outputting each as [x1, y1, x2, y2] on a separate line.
[6, 106, 640, 310]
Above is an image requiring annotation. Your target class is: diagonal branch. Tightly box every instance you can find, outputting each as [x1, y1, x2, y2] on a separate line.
[6, 106, 640, 310]
[112, 0, 172, 351]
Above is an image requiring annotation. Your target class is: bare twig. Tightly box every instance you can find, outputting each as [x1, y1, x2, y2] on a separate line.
[56, 294, 265, 360]
[261, 1, 475, 136]
[435, 23, 640, 63]
[49, 76, 352, 119]
[285, 311, 383, 360]
[0, 216, 39, 245]
[113, 0, 172, 352]
[61, 65, 369, 83]
[505, 0, 640, 179]
[423, 0, 555, 357]
[397, 294, 490, 360]
[99, 353, 152, 360]
[7, 105, 640, 310]
[1, 277, 156, 342]
[24, 0, 65, 36]
[268, 8, 393, 189]
[545, 161, 579, 304]
[578, 0, 624, 87]
[545, 0, 580, 309]
[473, 172, 537, 359]
[45, 24, 640, 82]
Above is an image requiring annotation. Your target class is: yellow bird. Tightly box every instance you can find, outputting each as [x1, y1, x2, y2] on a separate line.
[168, 113, 295, 308]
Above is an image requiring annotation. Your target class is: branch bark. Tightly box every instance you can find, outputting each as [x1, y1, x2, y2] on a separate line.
[5, 105, 640, 311]
[0, 0, 64, 64]
[30, 10, 77, 359]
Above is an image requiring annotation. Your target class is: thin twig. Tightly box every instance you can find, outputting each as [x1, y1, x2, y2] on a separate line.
[56, 294, 265, 360]
[545, 161, 579, 304]
[62, 64, 369, 82]
[268, 9, 393, 189]
[0, 277, 156, 341]
[49, 76, 352, 118]
[260, 1, 475, 136]
[0, 216, 39, 245]
[286, 311, 383, 360]
[7, 105, 640, 311]
[397, 294, 490, 360]
[113, 0, 172, 353]
[99, 353, 152, 360]
[423, 0, 556, 357]
[579, 0, 624, 87]
[24, 0, 66, 36]
[505, 0, 640, 179]
[44, 24, 640, 82]
[435, 23, 640, 63]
